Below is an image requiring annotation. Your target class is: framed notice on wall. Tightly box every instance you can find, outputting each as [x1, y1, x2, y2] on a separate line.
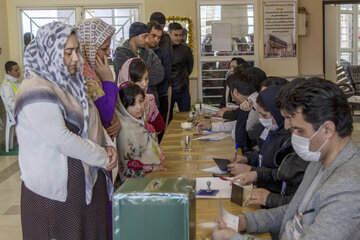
[263, 1, 296, 59]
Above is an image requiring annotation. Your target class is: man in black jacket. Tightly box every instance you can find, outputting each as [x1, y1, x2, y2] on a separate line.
[146, 21, 172, 142]
[168, 22, 194, 122]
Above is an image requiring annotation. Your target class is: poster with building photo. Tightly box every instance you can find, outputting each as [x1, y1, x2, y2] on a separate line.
[263, 1, 296, 59]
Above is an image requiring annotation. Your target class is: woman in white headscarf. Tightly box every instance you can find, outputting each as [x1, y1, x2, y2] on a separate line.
[15, 22, 117, 239]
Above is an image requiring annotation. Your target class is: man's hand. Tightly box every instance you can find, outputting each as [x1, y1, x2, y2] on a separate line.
[229, 155, 247, 164]
[105, 146, 117, 171]
[239, 99, 254, 111]
[95, 55, 114, 82]
[196, 122, 212, 131]
[227, 163, 251, 175]
[212, 227, 237, 240]
[246, 188, 270, 206]
[232, 171, 257, 186]
[106, 116, 121, 139]
[216, 107, 232, 117]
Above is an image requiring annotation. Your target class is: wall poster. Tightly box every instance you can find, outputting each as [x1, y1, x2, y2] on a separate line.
[263, 1, 296, 59]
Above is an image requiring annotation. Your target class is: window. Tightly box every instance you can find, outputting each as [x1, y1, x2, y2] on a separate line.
[84, 8, 139, 56]
[20, 7, 139, 57]
[338, 4, 360, 66]
[21, 9, 76, 49]
[197, 1, 257, 106]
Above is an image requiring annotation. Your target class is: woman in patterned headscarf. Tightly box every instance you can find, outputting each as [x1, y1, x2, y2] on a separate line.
[15, 22, 117, 239]
[77, 18, 121, 138]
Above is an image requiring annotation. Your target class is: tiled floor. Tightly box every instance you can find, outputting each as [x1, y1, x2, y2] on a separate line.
[1, 121, 360, 239]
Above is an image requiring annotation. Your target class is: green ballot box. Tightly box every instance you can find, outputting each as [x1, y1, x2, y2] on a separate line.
[112, 178, 196, 240]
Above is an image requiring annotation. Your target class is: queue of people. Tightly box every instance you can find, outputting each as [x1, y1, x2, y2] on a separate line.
[2, 10, 360, 240]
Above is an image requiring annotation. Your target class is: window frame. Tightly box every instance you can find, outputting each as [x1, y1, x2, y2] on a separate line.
[196, 0, 258, 105]
[17, 4, 143, 63]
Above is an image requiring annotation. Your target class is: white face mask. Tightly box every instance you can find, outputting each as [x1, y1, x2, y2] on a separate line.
[291, 125, 328, 162]
[259, 117, 277, 131]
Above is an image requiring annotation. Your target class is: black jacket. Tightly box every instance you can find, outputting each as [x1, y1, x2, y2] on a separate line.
[254, 137, 309, 208]
[154, 46, 172, 97]
[171, 43, 194, 93]
[223, 108, 240, 121]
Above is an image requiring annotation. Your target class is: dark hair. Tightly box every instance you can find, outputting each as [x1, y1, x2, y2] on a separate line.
[275, 77, 353, 137]
[168, 22, 183, 32]
[5, 61, 18, 73]
[119, 84, 145, 109]
[243, 67, 267, 91]
[182, 28, 188, 36]
[256, 94, 268, 112]
[23, 32, 34, 48]
[230, 58, 246, 65]
[260, 77, 289, 89]
[227, 71, 257, 96]
[147, 21, 163, 32]
[150, 12, 166, 25]
[129, 59, 151, 83]
[230, 58, 251, 73]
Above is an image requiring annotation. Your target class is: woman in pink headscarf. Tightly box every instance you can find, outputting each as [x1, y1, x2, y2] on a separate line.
[117, 58, 165, 134]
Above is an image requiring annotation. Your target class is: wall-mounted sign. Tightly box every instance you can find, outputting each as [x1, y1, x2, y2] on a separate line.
[263, 1, 296, 59]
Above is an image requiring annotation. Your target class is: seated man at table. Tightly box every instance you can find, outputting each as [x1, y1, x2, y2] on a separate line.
[212, 77, 360, 240]
[217, 67, 267, 121]
[197, 71, 259, 151]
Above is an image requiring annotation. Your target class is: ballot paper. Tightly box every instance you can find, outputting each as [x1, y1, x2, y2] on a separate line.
[196, 177, 232, 198]
[194, 133, 231, 141]
[195, 103, 219, 114]
[200, 166, 228, 174]
[218, 201, 239, 232]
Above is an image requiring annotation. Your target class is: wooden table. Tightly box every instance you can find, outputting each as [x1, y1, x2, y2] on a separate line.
[147, 112, 270, 239]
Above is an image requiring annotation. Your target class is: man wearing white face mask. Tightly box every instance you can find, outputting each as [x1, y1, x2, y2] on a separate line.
[212, 78, 360, 240]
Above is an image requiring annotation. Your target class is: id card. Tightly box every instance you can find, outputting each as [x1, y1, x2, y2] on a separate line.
[289, 213, 303, 240]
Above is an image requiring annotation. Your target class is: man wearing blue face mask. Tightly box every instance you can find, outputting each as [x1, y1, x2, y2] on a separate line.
[212, 77, 360, 240]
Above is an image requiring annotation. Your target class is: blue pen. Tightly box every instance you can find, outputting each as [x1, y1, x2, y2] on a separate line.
[235, 142, 238, 161]
[204, 128, 211, 132]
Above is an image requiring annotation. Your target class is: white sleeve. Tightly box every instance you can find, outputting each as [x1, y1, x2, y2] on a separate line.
[0, 83, 15, 112]
[21, 102, 109, 168]
[211, 121, 236, 133]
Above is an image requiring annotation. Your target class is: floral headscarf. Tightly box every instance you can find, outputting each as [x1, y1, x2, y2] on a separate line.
[23, 21, 89, 137]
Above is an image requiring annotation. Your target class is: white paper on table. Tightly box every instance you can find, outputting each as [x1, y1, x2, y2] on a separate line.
[194, 133, 231, 141]
[195, 103, 219, 114]
[196, 177, 232, 198]
[218, 200, 239, 232]
[200, 165, 227, 174]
